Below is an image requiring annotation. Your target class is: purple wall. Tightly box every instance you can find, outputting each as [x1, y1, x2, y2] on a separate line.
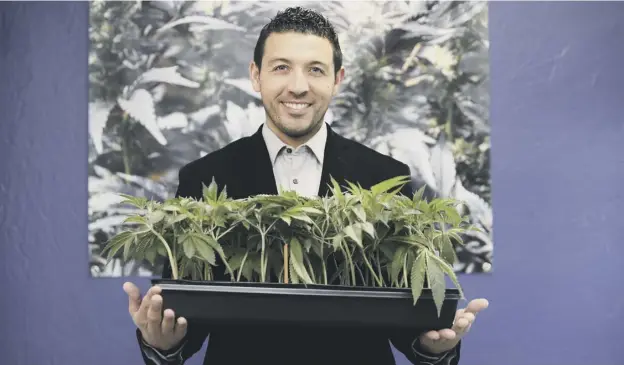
[1, 2, 623, 364]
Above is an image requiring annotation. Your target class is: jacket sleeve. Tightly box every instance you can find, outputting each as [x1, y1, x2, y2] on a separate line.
[391, 334, 461, 365]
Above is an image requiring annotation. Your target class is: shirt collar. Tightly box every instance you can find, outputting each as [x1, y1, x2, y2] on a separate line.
[262, 122, 327, 164]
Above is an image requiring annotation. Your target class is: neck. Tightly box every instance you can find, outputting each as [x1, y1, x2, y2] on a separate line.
[265, 119, 323, 148]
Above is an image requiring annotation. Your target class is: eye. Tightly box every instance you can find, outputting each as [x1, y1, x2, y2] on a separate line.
[272, 65, 288, 72]
[310, 67, 325, 75]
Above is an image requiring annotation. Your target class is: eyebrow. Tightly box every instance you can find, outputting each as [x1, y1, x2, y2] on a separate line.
[267, 58, 330, 69]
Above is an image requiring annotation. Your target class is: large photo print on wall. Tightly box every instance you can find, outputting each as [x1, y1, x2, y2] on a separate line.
[88, 1, 492, 278]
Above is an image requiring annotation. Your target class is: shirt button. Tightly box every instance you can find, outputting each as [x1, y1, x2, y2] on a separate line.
[286, 148, 292, 153]
[293, 178, 298, 184]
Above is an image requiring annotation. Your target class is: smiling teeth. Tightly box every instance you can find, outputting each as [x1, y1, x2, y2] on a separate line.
[284, 102, 309, 110]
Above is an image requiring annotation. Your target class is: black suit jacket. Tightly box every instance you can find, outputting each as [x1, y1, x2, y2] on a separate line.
[139, 124, 461, 365]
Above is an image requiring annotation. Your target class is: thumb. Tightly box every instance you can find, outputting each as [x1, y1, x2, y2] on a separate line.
[123, 282, 141, 314]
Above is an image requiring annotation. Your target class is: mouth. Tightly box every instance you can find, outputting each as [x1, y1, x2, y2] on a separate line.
[281, 101, 312, 112]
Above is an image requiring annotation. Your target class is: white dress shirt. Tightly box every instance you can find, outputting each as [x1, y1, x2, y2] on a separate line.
[261, 122, 327, 197]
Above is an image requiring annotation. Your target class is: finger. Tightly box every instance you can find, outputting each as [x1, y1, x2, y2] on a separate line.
[462, 312, 476, 324]
[161, 309, 175, 336]
[173, 317, 188, 342]
[454, 308, 465, 321]
[452, 312, 475, 336]
[438, 328, 456, 341]
[464, 298, 489, 315]
[123, 282, 141, 315]
[146, 294, 163, 336]
[453, 317, 471, 333]
[136, 286, 162, 326]
[423, 330, 441, 341]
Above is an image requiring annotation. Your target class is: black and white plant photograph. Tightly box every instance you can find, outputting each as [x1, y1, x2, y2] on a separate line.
[88, 0, 492, 278]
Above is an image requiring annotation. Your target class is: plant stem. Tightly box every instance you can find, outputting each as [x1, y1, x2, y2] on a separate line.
[360, 249, 383, 286]
[236, 252, 248, 282]
[258, 220, 279, 283]
[402, 253, 408, 288]
[283, 243, 289, 283]
[209, 231, 235, 279]
[151, 228, 178, 280]
[342, 243, 356, 285]
[375, 250, 385, 287]
[260, 232, 267, 282]
[304, 255, 316, 283]
[322, 253, 327, 285]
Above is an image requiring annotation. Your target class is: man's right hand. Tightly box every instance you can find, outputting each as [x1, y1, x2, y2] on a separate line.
[123, 282, 188, 351]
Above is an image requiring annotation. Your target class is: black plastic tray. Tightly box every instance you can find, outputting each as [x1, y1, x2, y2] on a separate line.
[153, 279, 460, 332]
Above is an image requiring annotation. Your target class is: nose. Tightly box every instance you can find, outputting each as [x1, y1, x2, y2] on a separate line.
[287, 69, 309, 96]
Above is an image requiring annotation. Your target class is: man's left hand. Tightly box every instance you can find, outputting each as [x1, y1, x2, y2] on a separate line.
[418, 298, 489, 354]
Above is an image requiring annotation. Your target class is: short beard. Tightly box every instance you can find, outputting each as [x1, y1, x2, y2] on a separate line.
[278, 119, 323, 138]
[268, 109, 326, 139]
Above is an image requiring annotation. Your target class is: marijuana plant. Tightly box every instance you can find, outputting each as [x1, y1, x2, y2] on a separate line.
[102, 176, 477, 316]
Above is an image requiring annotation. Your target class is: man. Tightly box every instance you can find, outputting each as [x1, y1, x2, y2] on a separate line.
[123, 6, 488, 365]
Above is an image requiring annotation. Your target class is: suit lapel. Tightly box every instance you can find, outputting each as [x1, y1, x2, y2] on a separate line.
[241, 126, 279, 197]
[318, 124, 351, 197]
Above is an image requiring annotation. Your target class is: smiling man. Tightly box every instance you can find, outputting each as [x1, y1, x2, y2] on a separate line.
[252, 28, 340, 148]
[123, 6, 488, 365]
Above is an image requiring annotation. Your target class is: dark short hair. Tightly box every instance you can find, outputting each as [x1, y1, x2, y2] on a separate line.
[253, 6, 343, 75]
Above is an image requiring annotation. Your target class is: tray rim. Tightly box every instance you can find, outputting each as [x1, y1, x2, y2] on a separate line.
[153, 280, 462, 300]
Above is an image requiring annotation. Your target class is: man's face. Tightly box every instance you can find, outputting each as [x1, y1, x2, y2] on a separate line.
[250, 32, 344, 144]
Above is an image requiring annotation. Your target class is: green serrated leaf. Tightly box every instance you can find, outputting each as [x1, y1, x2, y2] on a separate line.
[124, 216, 147, 225]
[300, 207, 322, 215]
[330, 177, 344, 199]
[439, 235, 457, 265]
[361, 222, 376, 239]
[370, 175, 410, 196]
[167, 213, 188, 226]
[412, 185, 427, 202]
[280, 215, 292, 226]
[344, 224, 363, 247]
[145, 246, 158, 265]
[148, 210, 166, 225]
[426, 252, 446, 317]
[289, 238, 313, 283]
[162, 204, 180, 212]
[156, 244, 167, 257]
[331, 233, 344, 249]
[195, 243, 216, 266]
[353, 205, 366, 222]
[290, 214, 314, 224]
[228, 252, 246, 271]
[390, 245, 408, 285]
[428, 252, 464, 300]
[202, 179, 219, 202]
[289, 260, 300, 284]
[241, 254, 256, 281]
[183, 237, 196, 259]
[410, 251, 427, 305]
[101, 231, 135, 260]
[218, 185, 228, 201]
[118, 194, 148, 209]
[123, 238, 134, 262]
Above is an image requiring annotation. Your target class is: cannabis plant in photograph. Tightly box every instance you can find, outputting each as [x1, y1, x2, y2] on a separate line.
[102, 176, 477, 316]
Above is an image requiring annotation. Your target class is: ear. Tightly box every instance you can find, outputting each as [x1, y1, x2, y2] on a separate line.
[332, 67, 345, 96]
[249, 61, 261, 92]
